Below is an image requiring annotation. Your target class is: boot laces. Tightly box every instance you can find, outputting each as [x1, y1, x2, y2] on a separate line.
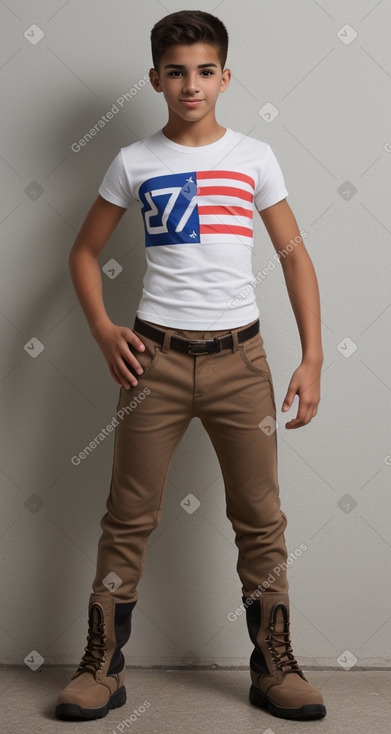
[75, 605, 107, 676]
[266, 606, 302, 675]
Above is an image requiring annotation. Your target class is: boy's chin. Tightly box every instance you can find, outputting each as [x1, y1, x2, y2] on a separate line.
[173, 106, 211, 121]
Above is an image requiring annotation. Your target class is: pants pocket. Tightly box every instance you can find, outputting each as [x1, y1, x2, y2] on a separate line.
[238, 333, 271, 380]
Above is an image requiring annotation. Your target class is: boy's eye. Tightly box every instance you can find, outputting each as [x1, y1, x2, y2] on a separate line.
[168, 69, 214, 78]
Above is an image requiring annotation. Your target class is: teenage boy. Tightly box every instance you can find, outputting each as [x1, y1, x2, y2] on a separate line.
[55, 9, 326, 723]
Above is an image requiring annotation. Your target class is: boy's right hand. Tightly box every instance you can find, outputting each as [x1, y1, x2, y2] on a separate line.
[91, 320, 146, 389]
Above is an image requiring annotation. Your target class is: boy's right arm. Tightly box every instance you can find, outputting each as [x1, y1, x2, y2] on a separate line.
[69, 194, 146, 389]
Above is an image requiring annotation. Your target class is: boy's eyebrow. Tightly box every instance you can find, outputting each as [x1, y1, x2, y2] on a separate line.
[163, 63, 218, 69]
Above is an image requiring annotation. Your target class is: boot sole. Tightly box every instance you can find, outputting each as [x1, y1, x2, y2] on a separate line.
[55, 685, 126, 720]
[249, 684, 326, 721]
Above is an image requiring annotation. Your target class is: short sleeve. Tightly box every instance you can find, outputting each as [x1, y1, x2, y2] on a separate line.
[254, 144, 288, 212]
[98, 149, 134, 209]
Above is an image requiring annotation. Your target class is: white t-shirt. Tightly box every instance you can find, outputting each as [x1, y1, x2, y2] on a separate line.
[98, 128, 288, 329]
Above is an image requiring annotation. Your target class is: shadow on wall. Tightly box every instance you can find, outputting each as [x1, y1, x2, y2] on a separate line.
[2, 88, 150, 662]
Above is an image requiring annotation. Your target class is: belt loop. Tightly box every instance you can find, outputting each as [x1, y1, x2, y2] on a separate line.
[231, 326, 240, 352]
[162, 328, 173, 353]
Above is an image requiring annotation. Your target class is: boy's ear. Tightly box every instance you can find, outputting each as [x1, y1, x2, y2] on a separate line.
[149, 67, 162, 93]
[220, 67, 231, 93]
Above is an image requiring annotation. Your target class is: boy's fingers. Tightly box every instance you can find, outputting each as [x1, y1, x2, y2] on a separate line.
[116, 359, 139, 388]
[281, 384, 297, 411]
[117, 341, 147, 386]
[122, 327, 146, 351]
[121, 345, 144, 376]
[285, 401, 315, 429]
[113, 363, 133, 390]
[118, 330, 146, 380]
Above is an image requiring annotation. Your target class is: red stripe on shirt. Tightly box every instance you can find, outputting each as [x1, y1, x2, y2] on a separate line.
[197, 186, 253, 202]
[197, 170, 255, 188]
[197, 205, 253, 219]
[200, 224, 253, 238]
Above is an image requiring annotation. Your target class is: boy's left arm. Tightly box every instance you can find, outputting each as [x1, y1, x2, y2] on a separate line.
[259, 199, 324, 429]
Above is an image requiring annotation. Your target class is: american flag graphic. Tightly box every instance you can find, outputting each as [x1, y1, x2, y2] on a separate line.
[138, 170, 255, 247]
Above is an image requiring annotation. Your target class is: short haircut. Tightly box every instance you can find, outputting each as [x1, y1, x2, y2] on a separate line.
[151, 10, 229, 71]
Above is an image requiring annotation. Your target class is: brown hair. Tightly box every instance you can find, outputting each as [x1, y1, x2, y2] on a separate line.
[151, 10, 229, 71]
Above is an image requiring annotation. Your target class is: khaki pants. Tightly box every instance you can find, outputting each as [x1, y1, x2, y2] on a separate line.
[92, 318, 289, 601]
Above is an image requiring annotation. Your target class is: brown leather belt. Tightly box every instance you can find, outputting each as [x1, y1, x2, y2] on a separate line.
[133, 316, 260, 356]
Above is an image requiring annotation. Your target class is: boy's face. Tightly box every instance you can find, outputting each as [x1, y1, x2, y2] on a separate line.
[150, 43, 231, 124]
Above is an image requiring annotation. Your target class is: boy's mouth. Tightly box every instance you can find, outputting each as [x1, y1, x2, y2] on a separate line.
[180, 99, 204, 108]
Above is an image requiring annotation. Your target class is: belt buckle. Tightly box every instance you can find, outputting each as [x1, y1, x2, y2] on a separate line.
[186, 338, 221, 355]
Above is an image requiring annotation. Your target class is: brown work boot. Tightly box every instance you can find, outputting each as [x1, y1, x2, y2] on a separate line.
[55, 592, 137, 720]
[242, 593, 326, 720]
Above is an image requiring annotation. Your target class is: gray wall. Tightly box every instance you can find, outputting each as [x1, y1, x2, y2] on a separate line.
[1, 0, 390, 671]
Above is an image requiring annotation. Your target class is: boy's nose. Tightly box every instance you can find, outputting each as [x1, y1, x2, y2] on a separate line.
[182, 74, 200, 94]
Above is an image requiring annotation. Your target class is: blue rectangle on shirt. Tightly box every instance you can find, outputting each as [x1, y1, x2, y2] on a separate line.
[139, 172, 200, 247]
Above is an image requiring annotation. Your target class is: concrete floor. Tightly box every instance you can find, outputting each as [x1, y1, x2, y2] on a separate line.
[1, 667, 390, 733]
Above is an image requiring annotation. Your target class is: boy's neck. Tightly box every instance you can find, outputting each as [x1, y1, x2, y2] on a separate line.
[162, 115, 227, 147]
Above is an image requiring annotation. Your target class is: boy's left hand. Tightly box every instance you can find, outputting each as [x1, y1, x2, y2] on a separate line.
[281, 361, 321, 429]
